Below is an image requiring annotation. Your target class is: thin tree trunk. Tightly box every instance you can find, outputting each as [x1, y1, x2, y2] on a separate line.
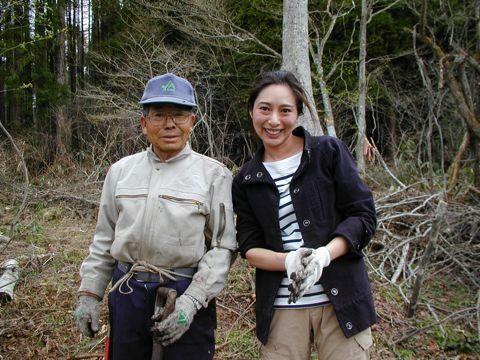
[282, 0, 321, 135]
[407, 200, 447, 317]
[447, 132, 471, 197]
[310, 49, 334, 136]
[473, 0, 480, 187]
[355, 0, 369, 173]
[55, 0, 71, 158]
[309, 8, 338, 137]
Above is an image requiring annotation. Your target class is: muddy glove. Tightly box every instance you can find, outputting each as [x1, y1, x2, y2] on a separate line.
[74, 295, 101, 337]
[288, 247, 331, 303]
[284, 248, 311, 281]
[150, 295, 197, 346]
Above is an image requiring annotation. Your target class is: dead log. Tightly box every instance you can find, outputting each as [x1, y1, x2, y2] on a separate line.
[0, 259, 19, 303]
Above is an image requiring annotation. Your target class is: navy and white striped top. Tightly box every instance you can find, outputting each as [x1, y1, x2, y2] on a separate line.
[263, 151, 330, 309]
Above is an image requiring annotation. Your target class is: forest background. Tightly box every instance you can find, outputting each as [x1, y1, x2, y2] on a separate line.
[0, 0, 479, 359]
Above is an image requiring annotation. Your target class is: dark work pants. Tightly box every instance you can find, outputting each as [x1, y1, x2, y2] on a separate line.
[107, 266, 216, 360]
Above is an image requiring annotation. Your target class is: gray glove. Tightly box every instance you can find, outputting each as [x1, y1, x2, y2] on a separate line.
[74, 295, 101, 337]
[288, 247, 331, 303]
[150, 295, 197, 346]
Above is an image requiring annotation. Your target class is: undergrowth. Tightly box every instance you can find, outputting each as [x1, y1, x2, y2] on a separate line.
[0, 148, 479, 359]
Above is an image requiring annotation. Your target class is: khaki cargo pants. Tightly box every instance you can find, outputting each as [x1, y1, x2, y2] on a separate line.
[260, 305, 372, 360]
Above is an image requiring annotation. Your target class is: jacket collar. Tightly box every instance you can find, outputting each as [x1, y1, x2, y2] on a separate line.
[147, 142, 192, 163]
[241, 126, 313, 185]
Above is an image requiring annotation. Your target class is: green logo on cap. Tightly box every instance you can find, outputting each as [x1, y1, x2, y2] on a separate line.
[161, 80, 176, 92]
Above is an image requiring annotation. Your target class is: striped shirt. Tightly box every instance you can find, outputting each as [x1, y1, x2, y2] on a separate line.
[263, 152, 330, 309]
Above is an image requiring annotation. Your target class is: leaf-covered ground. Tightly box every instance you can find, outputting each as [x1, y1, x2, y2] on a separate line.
[0, 172, 479, 359]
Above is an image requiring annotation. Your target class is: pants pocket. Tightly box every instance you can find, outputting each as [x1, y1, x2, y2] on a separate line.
[353, 327, 373, 351]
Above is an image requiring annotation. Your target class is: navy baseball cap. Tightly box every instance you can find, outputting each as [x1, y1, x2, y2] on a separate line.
[139, 73, 197, 107]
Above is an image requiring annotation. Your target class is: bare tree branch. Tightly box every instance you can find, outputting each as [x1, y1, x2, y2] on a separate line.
[0, 121, 30, 254]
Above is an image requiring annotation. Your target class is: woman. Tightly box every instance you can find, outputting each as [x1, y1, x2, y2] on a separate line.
[232, 70, 377, 360]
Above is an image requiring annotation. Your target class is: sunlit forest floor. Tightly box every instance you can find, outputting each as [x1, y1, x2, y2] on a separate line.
[0, 157, 479, 359]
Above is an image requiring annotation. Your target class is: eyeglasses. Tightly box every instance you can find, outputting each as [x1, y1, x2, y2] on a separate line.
[147, 111, 192, 126]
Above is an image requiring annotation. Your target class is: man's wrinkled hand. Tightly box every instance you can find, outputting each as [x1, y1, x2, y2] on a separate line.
[288, 247, 331, 303]
[150, 295, 197, 346]
[74, 295, 101, 338]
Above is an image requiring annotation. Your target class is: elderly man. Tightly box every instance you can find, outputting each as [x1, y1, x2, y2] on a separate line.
[74, 73, 236, 360]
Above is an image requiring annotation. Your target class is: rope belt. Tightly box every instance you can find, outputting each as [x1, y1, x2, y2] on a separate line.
[109, 260, 197, 295]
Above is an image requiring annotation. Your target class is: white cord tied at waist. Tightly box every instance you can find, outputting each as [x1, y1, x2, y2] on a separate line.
[109, 260, 193, 295]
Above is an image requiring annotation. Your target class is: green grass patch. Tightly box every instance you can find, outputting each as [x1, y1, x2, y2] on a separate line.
[392, 347, 416, 359]
[217, 329, 259, 359]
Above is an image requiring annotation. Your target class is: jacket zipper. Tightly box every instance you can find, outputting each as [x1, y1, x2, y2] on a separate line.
[158, 194, 203, 209]
[115, 194, 148, 199]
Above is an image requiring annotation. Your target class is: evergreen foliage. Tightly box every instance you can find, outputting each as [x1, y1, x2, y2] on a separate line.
[0, 0, 478, 192]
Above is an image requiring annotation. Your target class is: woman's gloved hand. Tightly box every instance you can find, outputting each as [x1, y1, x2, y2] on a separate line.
[288, 247, 331, 303]
[74, 295, 101, 337]
[284, 248, 311, 281]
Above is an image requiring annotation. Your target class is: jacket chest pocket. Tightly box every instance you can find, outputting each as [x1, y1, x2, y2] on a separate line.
[115, 189, 148, 216]
[156, 193, 208, 247]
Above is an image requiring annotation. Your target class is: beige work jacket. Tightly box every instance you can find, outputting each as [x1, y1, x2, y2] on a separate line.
[78, 144, 236, 307]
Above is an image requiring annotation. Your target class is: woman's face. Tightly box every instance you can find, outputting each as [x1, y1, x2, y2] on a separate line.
[250, 84, 299, 156]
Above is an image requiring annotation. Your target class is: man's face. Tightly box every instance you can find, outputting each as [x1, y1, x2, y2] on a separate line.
[140, 104, 195, 161]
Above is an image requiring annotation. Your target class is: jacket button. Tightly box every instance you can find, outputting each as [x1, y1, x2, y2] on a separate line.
[293, 187, 300, 194]
[256, 172, 263, 178]
[244, 174, 251, 180]
[346, 322, 353, 330]
[331, 288, 338, 296]
[302, 219, 310, 227]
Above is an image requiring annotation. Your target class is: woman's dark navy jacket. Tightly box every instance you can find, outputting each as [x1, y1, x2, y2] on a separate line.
[232, 127, 377, 345]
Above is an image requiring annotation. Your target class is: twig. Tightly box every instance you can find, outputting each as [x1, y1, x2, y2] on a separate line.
[49, 193, 99, 206]
[437, 244, 480, 288]
[70, 354, 103, 359]
[392, 306, 476, 345]
[371, 144, 406, 188]
[426, 303, 445, 337]
[390, 242, 409, 284]
[215, 322, 256, 351]
[0, 120, 30, 254]
[477, 289, 480, 341]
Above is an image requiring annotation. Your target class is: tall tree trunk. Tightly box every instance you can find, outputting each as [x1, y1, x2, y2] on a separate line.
[54, 0, 71, 159]
[474, 0, 480, 187]
[282, 0, 322, 135]
[356, 0, 369, 173]
[0, 53, 4, 127]
[4, 2, 22, 129]
[21, 0, 33, 128]
[79, 0, 86, 89]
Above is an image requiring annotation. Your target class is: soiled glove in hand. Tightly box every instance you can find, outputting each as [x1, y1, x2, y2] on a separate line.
[150, 295, 197, 346]
[284, 248, 311, 281]
[288, 247, 331, 303]
[74, 295, 101, 338]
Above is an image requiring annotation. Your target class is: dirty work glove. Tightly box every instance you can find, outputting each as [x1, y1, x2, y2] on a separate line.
[74, 295, 101, 338]
[284, 248, 311, 281]
[288, 247, 331, 303]
[150, 295, 197, 346]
